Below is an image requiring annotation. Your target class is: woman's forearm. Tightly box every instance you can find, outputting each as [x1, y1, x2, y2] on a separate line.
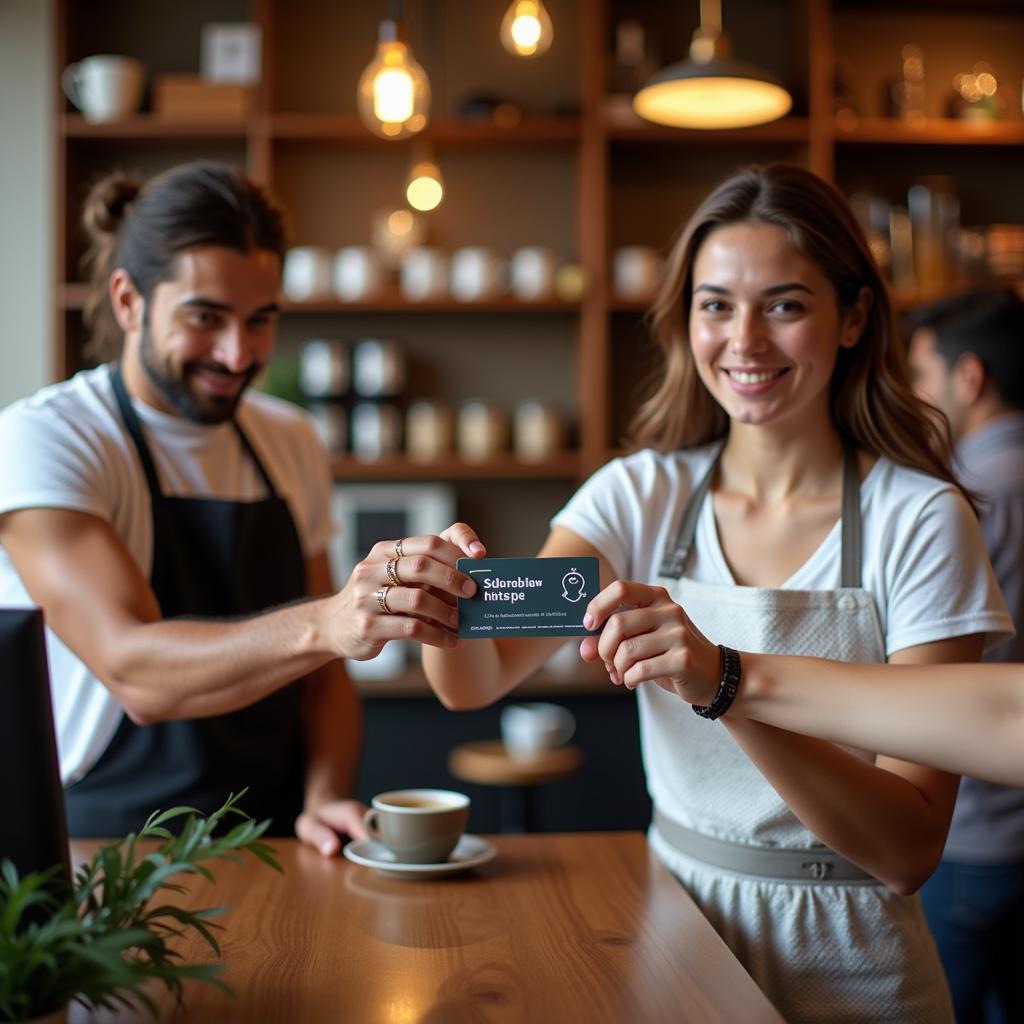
[738, 655, 1024, 787]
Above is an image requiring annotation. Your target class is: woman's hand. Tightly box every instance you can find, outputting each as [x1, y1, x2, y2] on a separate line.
[579, 580, 721, 705]
[328, 522, 485, 661]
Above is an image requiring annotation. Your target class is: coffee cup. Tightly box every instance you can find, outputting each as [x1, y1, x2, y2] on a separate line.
[510, 246, 557, 301]
[456, 400, 507, 461]
[333, 246, 385, 302]
[612, 245, 663, 300]
[363, 789, 470, 864]
[283, 246, 332, 302]
[450, 247, 506, 302]
[61, 55, 145, 123]
[501, 702, 575, 761]
[400, 247, 449, 302]
[513, 400, 566, 462]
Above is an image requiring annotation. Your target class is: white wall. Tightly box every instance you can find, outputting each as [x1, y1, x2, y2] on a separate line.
[0, 0, 53, 407]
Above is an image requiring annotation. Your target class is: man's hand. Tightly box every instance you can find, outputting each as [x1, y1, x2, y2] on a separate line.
[295, 798, 370, 857]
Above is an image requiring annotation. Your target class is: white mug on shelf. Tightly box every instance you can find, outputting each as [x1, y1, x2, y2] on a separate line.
[400, 247, 449, 302]
[612, 245, 663, 300]
[456, 400, 507, 462]
[450, 247, 506, 302]
[307, 401, 348, 453]
[352, 338, 406, 398]
[500, 703, 576, 761]
[61, 55, 145, 123]
[510, 246, 558, 301]
[282, 246, 332, 302]
[332, 246, 385, 302]
[351, 402, 403, 462]
[299, 339, 349, 399]
[406, 401, 454, 462]
[513, 400, 566, 462]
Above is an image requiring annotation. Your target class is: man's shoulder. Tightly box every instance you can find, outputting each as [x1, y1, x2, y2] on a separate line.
[0, 366, 117, 436]
[236, 391, 325, 465]
[239, 390, 316, 433]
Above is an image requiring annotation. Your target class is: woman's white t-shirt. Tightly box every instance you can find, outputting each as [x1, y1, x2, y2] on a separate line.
[553, 445, 1013, 657]
[0, 366, 333, 783]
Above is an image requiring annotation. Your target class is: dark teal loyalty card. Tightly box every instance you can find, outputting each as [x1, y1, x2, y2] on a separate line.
[457, 557, 601, 639]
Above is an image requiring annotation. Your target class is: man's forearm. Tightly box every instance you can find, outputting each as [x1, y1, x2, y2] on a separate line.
[106, 596, 338, 723]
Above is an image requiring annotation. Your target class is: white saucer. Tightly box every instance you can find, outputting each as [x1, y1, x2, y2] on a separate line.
[343, 834, 497, 880]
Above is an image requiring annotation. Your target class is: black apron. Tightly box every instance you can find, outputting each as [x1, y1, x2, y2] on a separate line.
[65, 365, 306, 837]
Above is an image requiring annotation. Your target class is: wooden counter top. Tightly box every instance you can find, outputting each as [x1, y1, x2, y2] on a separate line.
[69, 833, 783, 1024]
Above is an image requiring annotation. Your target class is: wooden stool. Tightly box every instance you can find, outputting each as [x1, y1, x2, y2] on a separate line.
[448, 739, 584, 833]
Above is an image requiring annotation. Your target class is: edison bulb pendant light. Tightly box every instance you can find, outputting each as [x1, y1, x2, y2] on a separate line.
[500, 0, 553, 58]
[358, 14, 431, 139]
[405, 146, 444, 212]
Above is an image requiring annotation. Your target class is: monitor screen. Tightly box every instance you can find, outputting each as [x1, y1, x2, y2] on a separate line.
[0, 607, 70, 886]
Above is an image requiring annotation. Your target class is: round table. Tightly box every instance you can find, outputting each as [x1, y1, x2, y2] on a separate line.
[448, 739, 585, 832]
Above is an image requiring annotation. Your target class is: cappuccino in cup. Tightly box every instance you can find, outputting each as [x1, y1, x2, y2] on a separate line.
[364, 789, 469, 863]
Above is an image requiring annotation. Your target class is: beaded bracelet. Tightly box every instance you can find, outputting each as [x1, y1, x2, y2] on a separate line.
[692, 645, 742, 721]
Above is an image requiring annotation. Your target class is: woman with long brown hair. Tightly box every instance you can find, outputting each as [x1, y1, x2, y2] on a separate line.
[423, 164, 1012, 1022]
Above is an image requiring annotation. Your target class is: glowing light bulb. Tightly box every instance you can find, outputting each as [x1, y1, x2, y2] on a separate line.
[406, 149, 444, 212]
[500, 0, 553, 58]
[358, 19, 430, 140]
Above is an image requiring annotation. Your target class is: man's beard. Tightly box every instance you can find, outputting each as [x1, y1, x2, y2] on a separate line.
[139, 323, 259, 424]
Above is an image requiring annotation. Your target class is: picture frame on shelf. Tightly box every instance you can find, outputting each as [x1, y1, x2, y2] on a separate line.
[329, 483, 456, 680]
[200, 22, 262, 84]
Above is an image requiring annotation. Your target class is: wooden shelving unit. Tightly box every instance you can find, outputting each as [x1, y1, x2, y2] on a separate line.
[53, 0, 1024, 532]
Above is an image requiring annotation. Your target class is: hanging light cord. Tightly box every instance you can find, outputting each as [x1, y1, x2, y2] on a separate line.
[700, 0, 722, 34]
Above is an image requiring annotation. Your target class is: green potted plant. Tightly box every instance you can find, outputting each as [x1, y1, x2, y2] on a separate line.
[0, 791, 280, 1023]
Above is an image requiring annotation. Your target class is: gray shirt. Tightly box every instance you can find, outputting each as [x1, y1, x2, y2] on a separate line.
[944, 411, 1024, 862]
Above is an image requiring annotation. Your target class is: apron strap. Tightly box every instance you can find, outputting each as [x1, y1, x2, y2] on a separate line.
[840, 443, 862, 589]
[233, 420, 279, 498]
[109, 363, 280, 499]
[110, 362, 164, 498]
[659, 440, 863, 588]
[658, 441, 725, 578]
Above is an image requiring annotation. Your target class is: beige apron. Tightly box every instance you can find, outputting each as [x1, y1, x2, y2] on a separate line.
[643, 444, 953, 1024]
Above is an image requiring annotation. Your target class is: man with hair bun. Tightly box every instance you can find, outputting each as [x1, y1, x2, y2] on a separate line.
[906, 286, 1024, 1024]
[0, 161, 478, 852]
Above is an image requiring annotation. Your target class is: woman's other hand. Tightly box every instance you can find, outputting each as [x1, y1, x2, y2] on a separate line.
[580, 580, 721, 704]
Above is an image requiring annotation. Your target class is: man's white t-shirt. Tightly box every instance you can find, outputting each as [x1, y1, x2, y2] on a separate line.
[0, 365, 333, 784]
[553, 445, 1014, 656]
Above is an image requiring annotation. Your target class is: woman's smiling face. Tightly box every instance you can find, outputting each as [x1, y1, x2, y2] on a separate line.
[688, 220, 866, 433]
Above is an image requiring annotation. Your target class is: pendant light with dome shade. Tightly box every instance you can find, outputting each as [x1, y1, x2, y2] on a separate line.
[633, 0, 792, 130]
[358, 0, 431, 139]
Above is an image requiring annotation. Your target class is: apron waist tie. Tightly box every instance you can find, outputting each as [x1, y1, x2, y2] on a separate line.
[654, 809, 878, 884]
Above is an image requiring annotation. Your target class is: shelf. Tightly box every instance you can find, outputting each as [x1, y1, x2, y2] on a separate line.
[60, 112, 582, 146]
[282, 295, 582, 314]
[834, 118, 1024, 146]
[60, 113, 250, 140]
[330, 453, 581, 481]
[267, 114, 581, 146]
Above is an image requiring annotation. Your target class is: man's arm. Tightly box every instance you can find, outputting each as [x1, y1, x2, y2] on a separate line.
[0, 506, 463, 723]
[294, 553, 368, 855]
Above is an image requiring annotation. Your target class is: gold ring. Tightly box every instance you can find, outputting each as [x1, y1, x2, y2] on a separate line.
[375, 587, 393, 614]
[394, 537, 404, 559]
[386, 558, 402, 587]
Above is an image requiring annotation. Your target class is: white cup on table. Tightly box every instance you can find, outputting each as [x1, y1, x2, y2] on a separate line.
[501, 703, 576, 761]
